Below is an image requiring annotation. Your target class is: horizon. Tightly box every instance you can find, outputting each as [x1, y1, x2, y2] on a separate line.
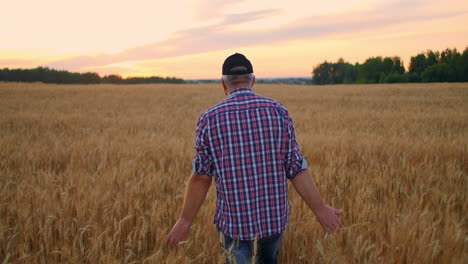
[1, 0, 467, 79]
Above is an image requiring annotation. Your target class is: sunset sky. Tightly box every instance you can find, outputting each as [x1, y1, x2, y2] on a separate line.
[1, 0, 467, 79]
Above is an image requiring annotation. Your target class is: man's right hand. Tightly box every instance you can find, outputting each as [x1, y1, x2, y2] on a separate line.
[165, 173, 212, 249]
[165, 218, 191, 249]
[291, 169, 344, 233]
[314, 205, 343, 233]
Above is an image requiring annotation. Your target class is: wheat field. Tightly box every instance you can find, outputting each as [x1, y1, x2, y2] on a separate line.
[0, 82, 466, 263]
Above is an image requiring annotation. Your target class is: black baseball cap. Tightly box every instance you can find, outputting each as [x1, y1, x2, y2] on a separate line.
[222, 53, 253, 75]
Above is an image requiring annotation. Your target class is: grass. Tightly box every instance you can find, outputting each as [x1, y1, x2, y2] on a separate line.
[0, 82, 466, 263]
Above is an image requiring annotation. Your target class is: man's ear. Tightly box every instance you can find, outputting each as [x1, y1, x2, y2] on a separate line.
[222, 78, 228, 95]
[251, 75, 256, 88]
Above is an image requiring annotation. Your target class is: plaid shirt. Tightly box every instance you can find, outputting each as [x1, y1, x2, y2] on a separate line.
[192, 87, 307, 240]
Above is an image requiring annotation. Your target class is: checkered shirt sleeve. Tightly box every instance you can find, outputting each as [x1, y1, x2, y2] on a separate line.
[283, 112, 308, 179]
[192, 116, 215, 176]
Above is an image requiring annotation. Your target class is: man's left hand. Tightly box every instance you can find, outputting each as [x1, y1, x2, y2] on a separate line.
[165, 218, 191, 249]
[314, 205, 343, 233]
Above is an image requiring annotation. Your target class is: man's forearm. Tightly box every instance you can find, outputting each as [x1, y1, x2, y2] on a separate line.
[291, 168, 326, 213]
[179, 173, 212, 224]
[291, 168, 343, 233]
[166, 173, 212, 248]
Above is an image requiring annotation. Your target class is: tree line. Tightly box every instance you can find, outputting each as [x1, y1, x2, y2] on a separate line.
[312, 47, 468, 84]
[0, 67, 185, 84]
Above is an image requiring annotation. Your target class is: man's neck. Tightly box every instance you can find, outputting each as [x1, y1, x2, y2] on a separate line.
[226, 86, 251, 96]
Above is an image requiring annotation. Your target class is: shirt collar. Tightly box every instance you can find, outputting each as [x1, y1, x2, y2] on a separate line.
[227, 87, 254, 98]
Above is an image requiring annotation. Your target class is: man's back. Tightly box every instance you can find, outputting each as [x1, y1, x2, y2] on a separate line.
[193, 87, 307, 240]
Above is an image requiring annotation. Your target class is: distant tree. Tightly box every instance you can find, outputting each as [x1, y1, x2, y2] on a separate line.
[391, 56, 405, 74]
[384, 72, 408, 83]
[406, 72, 422, 83]
[439, 48, 459, 64]
[379, 72, 387, 83]
[357, 57, 391, 83]
[426, 50, 439, 66]
[310, 47, 467, 85]
[454, 47, 468, 82]
[102, 74, 123, 83]
[312, 59, 357, 84]
[312, 61, 332, 84]
[343, 63, 358, 84]
[421, 63, 456, 82]
[81, 72, 101, 83]
[331, 58, 355, 84]
[164, 77, 185, 84]
[382, 57, 394, 75]
[0, 67, 185, 84]
[409, 54, 428, 74]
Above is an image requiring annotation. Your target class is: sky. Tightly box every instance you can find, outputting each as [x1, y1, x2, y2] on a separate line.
[1, 0, 467, 79]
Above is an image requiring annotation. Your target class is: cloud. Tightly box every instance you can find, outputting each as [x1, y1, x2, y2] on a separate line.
[46, 1, 466, 71]
[193, 0, 244, 20]
[222, 9, 280, 25]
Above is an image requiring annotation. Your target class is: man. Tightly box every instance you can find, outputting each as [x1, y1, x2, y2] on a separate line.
[166, 53, 343, 263]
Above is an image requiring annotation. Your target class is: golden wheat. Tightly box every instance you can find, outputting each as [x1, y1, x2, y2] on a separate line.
[0, 82, 466, 263]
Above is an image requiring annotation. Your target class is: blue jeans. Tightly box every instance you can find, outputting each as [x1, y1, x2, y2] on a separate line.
[218, 228, 283, 264]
